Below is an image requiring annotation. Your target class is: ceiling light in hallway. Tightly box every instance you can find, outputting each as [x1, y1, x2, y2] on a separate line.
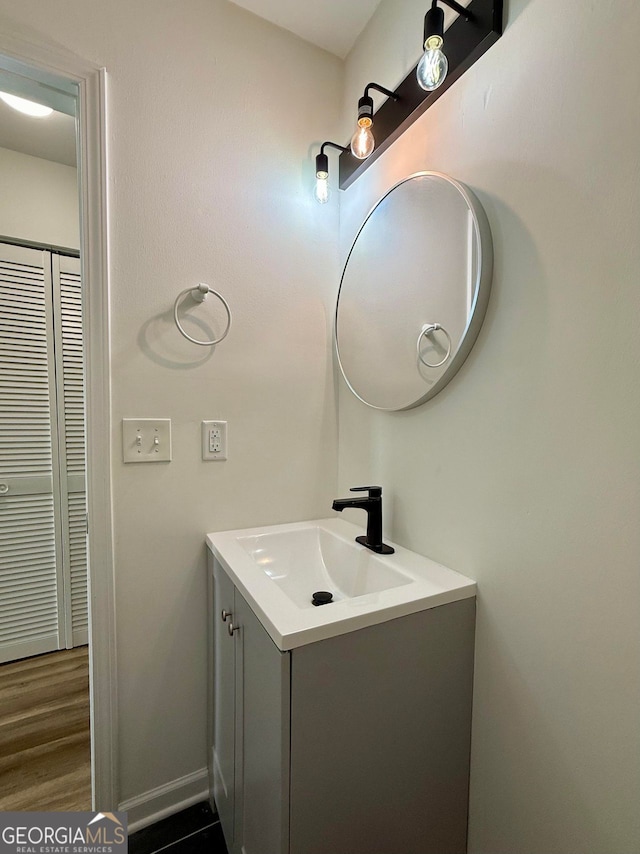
[0, 91, 53, 117]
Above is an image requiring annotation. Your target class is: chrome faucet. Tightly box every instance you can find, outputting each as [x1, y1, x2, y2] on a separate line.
[332, 486, 395, 555]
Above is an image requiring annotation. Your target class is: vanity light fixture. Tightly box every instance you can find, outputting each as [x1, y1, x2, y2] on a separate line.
[0, 91, 53, 117]
[417, 0, 473, 91]
[315, 141, 349, 204]
[350, 83, 400, 160]
[311, 0, 500, 192]
[338, 0, 503, 190]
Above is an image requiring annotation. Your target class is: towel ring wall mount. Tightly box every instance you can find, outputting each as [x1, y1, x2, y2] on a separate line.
[417, 323, 452, 368]
[173, 283, 232, 346]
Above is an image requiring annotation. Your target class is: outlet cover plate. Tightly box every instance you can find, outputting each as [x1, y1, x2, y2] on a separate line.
[123, 418, 172, 463]
[202, 420, 227, 461]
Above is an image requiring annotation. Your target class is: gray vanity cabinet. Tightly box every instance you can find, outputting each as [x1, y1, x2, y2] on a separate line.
[208, 552, 476, 854]
[208, 555, 290, 854]
[209, 560, 235, 845]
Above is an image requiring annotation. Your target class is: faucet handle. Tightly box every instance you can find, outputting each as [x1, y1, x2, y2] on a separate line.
[350, 485, 382, 498]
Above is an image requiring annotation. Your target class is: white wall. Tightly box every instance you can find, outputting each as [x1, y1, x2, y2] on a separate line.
[0, 146, 79, 248]
[339, 1, 640, 852]
[0, 0, 343, 809]
[2, 0, 638, 846]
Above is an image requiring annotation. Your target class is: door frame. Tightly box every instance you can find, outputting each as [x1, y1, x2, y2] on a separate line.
[0, 30, 117, 808]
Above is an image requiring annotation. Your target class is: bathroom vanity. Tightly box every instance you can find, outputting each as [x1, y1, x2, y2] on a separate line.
[206, 518, 476, 854]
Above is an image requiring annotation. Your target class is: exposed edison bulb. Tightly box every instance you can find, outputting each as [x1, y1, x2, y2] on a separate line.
[0, 91, 53, 117]
[314, 171, 330, 205]
[350, 117, 375, 160]
[416, 35, 448, 92]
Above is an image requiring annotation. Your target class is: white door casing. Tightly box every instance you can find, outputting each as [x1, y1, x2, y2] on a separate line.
[0, 30, 116, 810]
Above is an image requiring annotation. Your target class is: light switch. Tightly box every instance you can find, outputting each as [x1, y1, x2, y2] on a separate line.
[202, 421, 227, 461]
[122, 419, 172, 463]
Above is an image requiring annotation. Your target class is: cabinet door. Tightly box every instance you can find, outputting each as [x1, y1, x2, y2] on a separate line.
[235, 591, 290, 854]
[211, 558, 236, 849]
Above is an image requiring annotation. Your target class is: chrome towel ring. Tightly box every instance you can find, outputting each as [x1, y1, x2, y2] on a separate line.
[417, 323, 452, 368]
[174, 283, 232, 346]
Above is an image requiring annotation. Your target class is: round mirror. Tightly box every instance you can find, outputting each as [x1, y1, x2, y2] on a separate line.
[335, 172, 493, 411]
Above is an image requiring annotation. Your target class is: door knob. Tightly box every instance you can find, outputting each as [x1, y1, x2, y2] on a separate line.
[228, 622, 239, 636]
[221, 609, 231, 622]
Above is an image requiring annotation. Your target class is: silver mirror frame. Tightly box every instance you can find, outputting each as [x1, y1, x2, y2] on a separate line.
[335, 171, 494, 411]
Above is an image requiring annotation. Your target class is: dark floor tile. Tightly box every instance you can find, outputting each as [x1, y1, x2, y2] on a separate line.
[159, 823, 227, 854]
[128, 801, 217, 854]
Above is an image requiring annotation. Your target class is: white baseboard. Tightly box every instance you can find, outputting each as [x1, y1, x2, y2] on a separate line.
[119, 767, 209, 833]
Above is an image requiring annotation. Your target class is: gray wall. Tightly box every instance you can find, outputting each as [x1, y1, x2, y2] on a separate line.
[339, 0, 640, 851]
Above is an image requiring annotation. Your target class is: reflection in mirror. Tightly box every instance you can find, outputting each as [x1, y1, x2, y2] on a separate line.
[335, 172, 492, 411]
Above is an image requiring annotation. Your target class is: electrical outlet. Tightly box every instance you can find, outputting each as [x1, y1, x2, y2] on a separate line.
[122, 419, 172, 463]
[202, 421, 227, 461]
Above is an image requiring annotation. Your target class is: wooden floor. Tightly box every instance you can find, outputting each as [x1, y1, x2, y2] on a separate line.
[0, 646, 91, 811]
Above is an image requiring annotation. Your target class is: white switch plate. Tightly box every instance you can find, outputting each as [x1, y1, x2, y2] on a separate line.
[202, 421, 227, 461]
[122, 418, 172, 463]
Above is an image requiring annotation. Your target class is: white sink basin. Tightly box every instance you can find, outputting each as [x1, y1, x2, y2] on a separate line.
[236, 526, 412, 608]
[207, 517, 476, 650]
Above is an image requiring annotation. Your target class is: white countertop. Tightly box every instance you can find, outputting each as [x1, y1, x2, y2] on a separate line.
[206, 517, 476, 650]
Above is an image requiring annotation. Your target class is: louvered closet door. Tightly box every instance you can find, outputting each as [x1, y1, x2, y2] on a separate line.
[52, 253, 88, 647]
[0, 242, 63, 663]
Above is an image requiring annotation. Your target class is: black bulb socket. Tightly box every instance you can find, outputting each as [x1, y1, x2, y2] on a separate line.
[357, 94, 374, 123]
[424, 4, 445, 43]
[315, 152, 329, 178]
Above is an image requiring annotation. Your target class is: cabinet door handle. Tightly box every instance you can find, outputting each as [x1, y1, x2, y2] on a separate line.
[221, 609, 231, 622]
[228, 622, 239, 636]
